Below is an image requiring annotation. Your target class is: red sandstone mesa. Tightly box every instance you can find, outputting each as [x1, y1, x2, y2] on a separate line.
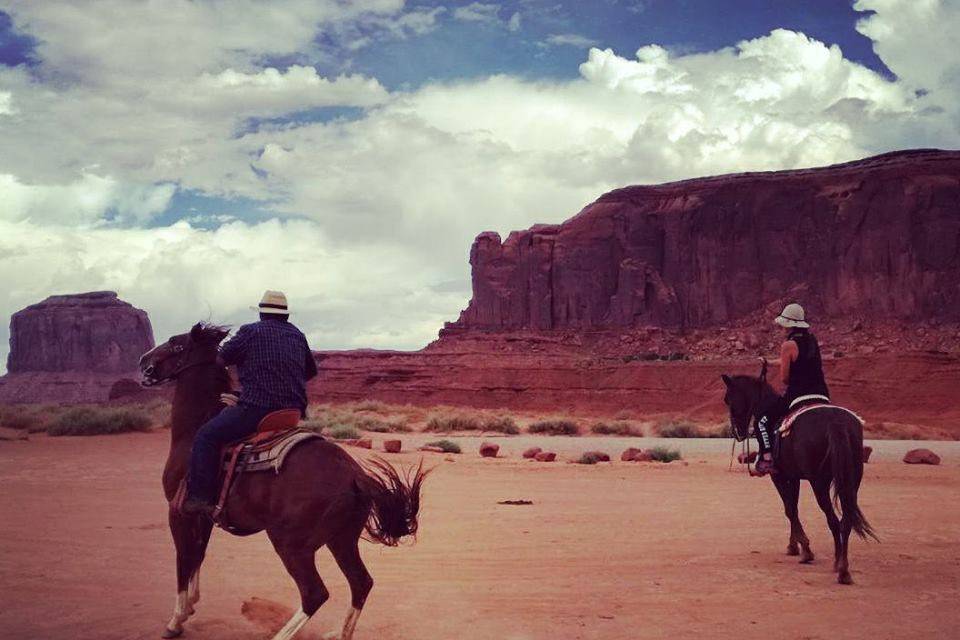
[903, 448, 941, 465]
[479, 442, 500, 458]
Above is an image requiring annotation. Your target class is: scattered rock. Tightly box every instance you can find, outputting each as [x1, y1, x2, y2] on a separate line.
[632, 450, 654, 462]
[621, 447, 642, 461]
[355, 438, 372, 449]
[583, 451, 611, 462]
[383, 439, 402, 453]
[903, 448, 940, 465]
[862, 446, 873, 463]
[534, 451, 556, 462]
[738, 451, 758, 464]
[479, 442, 500, 458]
[522, 446, 543, 459]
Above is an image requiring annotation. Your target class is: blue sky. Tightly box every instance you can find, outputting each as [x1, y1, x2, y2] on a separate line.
[0, 0, 957, 370]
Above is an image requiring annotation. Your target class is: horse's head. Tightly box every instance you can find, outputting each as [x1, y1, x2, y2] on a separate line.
[139, 322, 229, 386]
[720, 373, 761, 441]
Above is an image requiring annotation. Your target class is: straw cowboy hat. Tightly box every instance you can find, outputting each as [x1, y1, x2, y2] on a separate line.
[774, 302, 809, 328]
[253, 290, 289, 315]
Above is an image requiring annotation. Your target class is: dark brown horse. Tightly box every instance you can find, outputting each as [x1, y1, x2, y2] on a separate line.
[139, 323, 428, 639]
[721, 365, 877, 584]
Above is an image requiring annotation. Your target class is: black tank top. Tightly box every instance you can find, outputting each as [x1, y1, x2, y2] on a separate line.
[785, 329, 830, 401]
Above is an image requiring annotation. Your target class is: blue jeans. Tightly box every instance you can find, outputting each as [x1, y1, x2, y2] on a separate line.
[187, 404, 272, 503]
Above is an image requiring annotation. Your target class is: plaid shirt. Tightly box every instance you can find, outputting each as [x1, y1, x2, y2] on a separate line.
[219, 319, 317, 414]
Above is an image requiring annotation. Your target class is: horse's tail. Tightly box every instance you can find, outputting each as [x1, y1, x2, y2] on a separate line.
[826, 419, 878, 541]
[354, 457, 429, 547]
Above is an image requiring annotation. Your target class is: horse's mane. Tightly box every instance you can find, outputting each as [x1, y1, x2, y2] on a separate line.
[192, 322, 231, 345]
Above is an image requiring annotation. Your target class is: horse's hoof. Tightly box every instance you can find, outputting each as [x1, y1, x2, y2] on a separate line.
[162, 627, 183, 639]
[838, 571, 853, 585]
[800, 552, 815, 564]
[786, 545, 799, 556]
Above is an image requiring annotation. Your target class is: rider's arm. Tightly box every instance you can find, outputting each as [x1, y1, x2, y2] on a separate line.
[219, 325, 250, 366]
[305, 350, 318, 381]
[779, 340, 798, 386]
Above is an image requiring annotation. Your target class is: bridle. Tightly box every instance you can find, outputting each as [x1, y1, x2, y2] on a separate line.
[141, 341, 217, 387]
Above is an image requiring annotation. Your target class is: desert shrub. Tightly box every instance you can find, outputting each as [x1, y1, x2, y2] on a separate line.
[656, 422, 701, 438]
[327, 425, 361, 440]
[590, 421, 641, 436]
[648, 446, 682, 462]
[576, 451, 607, 464]
[425, 413, 519, 434]
[425, 439, 462, 453]
[528, 419, 580, 436]
[353, 399, 391, 413]
[0, 405, 36, 430]
[707, 424, 732, 438]
[47, 407, 153, 436]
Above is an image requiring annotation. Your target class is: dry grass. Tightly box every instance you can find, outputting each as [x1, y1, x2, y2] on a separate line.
[575, 451, 608, 464]
[865, 421, 959, 441]
[47, 407, 154, 436]
[590, 421, 643, 436]
[424, 412, 520, 434]
[528, 419, 580, 436]
[326, 425, 361, 440]
[648, 446, 682, 462]
[425, 439, 462, 453]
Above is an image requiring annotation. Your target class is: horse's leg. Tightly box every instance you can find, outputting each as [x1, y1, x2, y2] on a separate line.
[772, 477, 813, 562]
[267, 531, 329, 640]
[187, 518, 213, 615]
[811, 478, 843, 580]
[324, 530, 374, 640]
[163, 513, 209, 638]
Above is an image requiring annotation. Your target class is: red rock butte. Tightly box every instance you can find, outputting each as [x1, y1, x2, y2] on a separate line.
[311, 149, 960, 436]
[0, 291, 155, 403]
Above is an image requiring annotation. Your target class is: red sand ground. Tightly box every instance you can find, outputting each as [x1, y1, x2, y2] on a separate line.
[0, 431, 957, 639]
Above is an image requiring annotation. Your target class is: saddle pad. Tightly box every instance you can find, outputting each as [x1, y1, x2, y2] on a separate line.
[223, 428, 324, 474]
[778, 404, 865, 437]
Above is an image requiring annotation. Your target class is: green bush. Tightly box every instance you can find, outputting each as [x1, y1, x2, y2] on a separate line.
[0, 406, 36, 430]
[528, 419, 580, 436]
[590, 421, 641, 436]
[327, 425, 361, 440]
[47, 407, 153, 436]
[657, 422, 701, 438]
[425, 439, 462, 453]
[576, 451, 607, 464]
[648, 446, 682, 462]
[425, 413, 519, 434]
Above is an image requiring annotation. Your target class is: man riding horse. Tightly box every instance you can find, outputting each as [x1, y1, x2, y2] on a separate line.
[753, 302, 830, 476]
[182, 290, 318, 516]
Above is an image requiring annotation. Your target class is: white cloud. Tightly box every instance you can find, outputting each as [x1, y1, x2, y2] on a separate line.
[544, 33, 600, 48]
[508, 11, 522, 32]
[453, 3, 502, 24]
[1, 0, 959, 373]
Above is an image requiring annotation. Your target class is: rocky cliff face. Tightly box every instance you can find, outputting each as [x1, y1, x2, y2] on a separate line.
[7, 291, 154, 374]
[0, 292, 155, 404]
[447, 149, 960, 333]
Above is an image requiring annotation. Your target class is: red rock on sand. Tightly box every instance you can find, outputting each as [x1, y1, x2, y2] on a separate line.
[479, 442, 500, 458]
[633, 451, 654, 462]
[621, 448, 642, 461]
[738, 451, 758, 464]
[383, 440, 402, 453]
[534, 452, 556, 462]
[523, 447, 543, 459]
[903, 448, 940, 465]
[862, 446, 873, 463]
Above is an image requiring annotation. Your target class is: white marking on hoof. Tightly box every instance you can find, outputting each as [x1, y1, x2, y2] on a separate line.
[328, 607, 362, 640]
[270, 607, 310, 640]
[188, 572, 200, 606]
[165, 590, 189, 636]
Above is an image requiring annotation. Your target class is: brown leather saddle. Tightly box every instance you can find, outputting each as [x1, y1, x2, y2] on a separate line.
[171, 409, 323, 525]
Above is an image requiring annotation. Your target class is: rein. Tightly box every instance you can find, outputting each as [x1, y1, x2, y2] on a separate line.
[143, 349, 218, 387]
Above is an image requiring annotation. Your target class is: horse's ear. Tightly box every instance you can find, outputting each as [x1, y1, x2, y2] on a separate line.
[721, 374, 733, 388]
[190, 323, 205, 341]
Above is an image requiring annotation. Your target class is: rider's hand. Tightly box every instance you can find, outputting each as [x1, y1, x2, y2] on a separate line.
[220, 392, 239, 406]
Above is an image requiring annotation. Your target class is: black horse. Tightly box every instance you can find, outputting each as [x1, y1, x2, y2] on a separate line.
[721, 363, 877, 584]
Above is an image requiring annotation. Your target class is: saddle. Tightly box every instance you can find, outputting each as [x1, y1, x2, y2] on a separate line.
[777, 395, 864, 438]
[203, 409, 322, 525]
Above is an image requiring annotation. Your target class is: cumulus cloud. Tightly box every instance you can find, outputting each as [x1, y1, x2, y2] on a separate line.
[544, 33, 600, 48]
[1, 0, 959, 373]
[453, 3, 502, 24]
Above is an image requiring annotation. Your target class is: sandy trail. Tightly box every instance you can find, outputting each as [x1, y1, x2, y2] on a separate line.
[0, 431, 957, 640]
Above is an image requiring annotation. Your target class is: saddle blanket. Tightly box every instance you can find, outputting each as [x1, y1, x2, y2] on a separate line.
[778, 404, 864, 437]
[222, 428, 324, 474]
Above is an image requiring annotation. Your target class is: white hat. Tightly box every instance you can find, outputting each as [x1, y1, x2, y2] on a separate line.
[774, 303, 809, 328]
[255, 290, 289, 315]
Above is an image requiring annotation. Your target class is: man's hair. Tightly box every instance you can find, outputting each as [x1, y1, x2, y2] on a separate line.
[260, 313, 289, 322]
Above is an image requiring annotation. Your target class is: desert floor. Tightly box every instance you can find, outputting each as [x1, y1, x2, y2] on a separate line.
[0, 431, 957, 640]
